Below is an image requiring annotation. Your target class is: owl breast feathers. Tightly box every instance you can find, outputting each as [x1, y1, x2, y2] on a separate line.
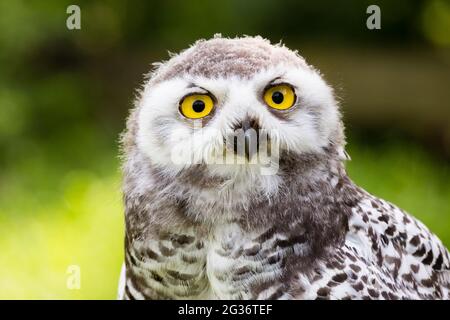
[118, 35, 450, 300]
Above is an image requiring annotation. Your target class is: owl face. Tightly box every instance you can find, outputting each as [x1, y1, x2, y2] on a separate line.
[135, 36, 342, 179]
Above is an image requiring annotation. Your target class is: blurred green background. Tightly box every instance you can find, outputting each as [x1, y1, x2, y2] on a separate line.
[0, 0, 449, 299]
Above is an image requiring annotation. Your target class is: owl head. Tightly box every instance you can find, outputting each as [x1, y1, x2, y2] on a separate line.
[125, 36, 345, 191]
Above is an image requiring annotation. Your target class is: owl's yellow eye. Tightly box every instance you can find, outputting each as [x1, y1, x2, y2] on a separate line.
[263, 84, 296, 110]
[179, 94, 214, 119]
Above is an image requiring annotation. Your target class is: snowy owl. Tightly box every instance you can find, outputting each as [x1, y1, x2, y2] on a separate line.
[118, 36, 450, 300]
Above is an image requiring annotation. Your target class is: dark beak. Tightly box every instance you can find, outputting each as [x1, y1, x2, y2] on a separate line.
[233, 117, 260, 160]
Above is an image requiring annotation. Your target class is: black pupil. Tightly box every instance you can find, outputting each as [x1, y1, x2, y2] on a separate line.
[192, 100, 205, 113]
[272, 91, 284, 104]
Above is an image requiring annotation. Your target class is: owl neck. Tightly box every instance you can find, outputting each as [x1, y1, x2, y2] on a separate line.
[127, 143, 358, 224]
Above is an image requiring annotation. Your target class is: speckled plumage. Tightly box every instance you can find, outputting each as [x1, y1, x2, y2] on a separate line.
[118, 36, 450, 300]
